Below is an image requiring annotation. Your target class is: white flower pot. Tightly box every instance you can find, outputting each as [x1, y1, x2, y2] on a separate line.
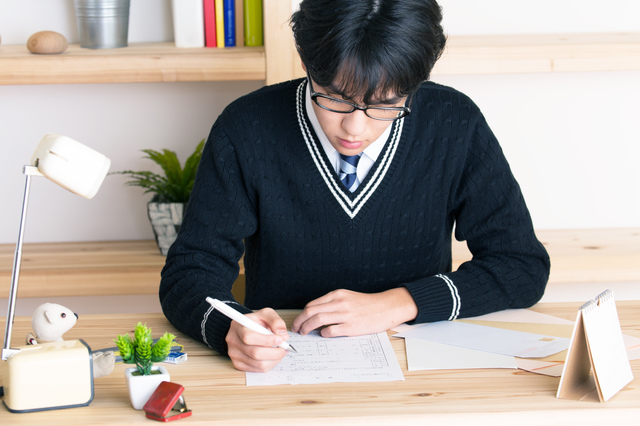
[124, 365, 170, 410]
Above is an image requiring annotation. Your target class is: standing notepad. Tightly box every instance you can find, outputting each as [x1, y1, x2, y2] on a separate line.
[557, 290, 633, 402]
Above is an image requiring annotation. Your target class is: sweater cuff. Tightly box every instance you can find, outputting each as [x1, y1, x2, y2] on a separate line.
[403, 273, 461, 323]
[202, 300, 253, 356]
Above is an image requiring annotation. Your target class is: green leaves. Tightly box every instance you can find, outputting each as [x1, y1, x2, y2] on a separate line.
[114, 139, 205, 203]
[114, 334, 134, 363]
[114, 322, 177, 376]
[151, 332, 177, 363]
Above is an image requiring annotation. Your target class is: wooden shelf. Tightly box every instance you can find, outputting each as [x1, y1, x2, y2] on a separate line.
[286, 32, 640, 79]
[1, 229, 638, 299]
[0, 240, 166, 297]
[0, 42, 266, 85]
[432, 32, 640, 75]
[1, 33, 639, 86]
[0, 33, 640, 84]
[0, 239, 246, 301]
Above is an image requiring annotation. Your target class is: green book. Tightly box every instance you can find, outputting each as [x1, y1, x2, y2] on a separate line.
[243, 0, 263, 46]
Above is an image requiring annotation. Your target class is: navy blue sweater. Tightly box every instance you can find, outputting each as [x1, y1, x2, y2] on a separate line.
[160, 79, 550, 356]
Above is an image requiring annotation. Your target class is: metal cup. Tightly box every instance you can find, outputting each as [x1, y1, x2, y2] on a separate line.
[75, 0, 130, 49]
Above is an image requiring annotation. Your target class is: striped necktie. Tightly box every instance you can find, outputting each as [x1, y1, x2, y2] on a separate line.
[339, 154, 362, 192]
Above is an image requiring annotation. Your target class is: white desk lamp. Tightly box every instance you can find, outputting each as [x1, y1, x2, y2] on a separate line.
[2, 134, 110, 413]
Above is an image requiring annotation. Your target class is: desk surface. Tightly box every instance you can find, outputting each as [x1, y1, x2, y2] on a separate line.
[1, 302, 639, 425]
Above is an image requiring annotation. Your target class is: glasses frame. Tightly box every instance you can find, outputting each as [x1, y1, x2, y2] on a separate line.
[307, 74, 412, 121]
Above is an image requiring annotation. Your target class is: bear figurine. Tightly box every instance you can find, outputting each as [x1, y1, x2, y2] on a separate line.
[27, 303, 115, 379]
[28, 302, 77, 343]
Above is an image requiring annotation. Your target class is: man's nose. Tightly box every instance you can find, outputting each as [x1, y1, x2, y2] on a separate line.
[341, 109, 369, 136]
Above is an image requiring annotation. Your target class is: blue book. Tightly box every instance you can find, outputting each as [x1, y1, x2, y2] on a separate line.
[224, 0, 236, 47]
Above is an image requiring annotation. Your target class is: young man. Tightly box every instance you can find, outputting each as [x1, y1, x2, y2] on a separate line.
[160, 0, 550, 372]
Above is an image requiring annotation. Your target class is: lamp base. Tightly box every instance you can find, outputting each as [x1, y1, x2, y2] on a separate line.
[2, 339, 94, 413]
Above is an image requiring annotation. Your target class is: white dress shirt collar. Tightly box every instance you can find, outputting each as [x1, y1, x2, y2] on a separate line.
[305, 82, 392, 182]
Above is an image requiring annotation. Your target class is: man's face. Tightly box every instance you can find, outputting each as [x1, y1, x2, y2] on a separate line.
[308, 76, 408, 156]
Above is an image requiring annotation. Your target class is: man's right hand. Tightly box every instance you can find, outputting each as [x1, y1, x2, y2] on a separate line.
[225, 307, 291, 372]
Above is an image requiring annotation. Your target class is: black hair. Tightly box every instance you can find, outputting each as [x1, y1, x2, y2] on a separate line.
[291, 0, 447, 105]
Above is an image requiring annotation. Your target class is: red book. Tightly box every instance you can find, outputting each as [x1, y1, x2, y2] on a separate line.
[203, 0, 217, 47]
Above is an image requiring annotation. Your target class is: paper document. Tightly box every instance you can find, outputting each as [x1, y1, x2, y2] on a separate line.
[464, 308, 575, 325]
[395, 321, 569, 358]
[405, 338, 517, 371]
[246, 331, 404, 386]
[395, 309, 638, 376]
[390, 308, 573, 333]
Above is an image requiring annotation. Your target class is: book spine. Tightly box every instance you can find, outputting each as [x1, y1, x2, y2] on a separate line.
[235, 0, 244, 47]
[243, 0, 263, 47]
[224, 0, 236, 47]
[215, 0, 226, 47]
[171, 0, 205, 48]
[203, 0, 217, 47]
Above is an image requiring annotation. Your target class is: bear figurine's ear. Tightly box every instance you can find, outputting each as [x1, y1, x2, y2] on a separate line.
[44, 309, 57, 324]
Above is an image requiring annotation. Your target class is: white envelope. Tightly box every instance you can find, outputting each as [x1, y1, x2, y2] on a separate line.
[405, 338, 518, 371]
[395, 321, 570, 358]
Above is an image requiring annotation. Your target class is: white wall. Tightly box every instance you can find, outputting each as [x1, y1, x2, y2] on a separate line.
[435, 0, 640, 230]
[0, 0, 639, 244]
[438, 0, 640, 34]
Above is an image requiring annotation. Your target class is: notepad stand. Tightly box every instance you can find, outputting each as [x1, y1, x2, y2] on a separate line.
[556, 290, 633, 402]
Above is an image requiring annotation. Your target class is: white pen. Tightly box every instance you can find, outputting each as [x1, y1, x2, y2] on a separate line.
[206, 297, 297, 353]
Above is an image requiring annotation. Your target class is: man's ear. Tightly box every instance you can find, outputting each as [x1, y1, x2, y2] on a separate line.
[301, 61, 306, 72]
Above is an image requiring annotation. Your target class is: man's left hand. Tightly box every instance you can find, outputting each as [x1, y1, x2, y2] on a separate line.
[291, 287, 418, 337]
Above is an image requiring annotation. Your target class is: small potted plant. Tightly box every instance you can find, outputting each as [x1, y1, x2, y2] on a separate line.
[115, 322, 177, 410]
[114, 139, 205, 255]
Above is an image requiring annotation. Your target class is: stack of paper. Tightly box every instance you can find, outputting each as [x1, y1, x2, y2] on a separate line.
[393, 309, 640, 377]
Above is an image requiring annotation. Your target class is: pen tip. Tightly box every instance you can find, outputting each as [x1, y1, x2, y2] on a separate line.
[288, 345, 298, 353]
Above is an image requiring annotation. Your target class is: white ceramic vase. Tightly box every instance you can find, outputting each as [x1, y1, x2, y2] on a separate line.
[124, 365, 170, 410]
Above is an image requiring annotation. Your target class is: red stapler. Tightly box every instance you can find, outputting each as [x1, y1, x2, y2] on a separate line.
[143, 381, 192, 422]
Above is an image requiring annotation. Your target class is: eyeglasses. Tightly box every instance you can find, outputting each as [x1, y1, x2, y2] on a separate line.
[307, 74, 411, 121]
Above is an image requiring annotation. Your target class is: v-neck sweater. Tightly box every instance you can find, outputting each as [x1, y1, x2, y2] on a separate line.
[160, 78, 550, 356]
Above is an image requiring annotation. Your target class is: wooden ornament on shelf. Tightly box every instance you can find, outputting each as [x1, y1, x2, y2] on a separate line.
[557, 289, 634, 402]
[27, 31, 68, 54]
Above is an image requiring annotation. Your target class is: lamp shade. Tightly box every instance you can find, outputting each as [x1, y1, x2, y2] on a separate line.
[30, 134, 111, 199]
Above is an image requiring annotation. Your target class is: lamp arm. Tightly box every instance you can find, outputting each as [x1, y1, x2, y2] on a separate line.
[2, 166, 41, 361]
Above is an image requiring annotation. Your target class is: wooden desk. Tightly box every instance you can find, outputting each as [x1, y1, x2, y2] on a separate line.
[1, 302, 639, 425]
